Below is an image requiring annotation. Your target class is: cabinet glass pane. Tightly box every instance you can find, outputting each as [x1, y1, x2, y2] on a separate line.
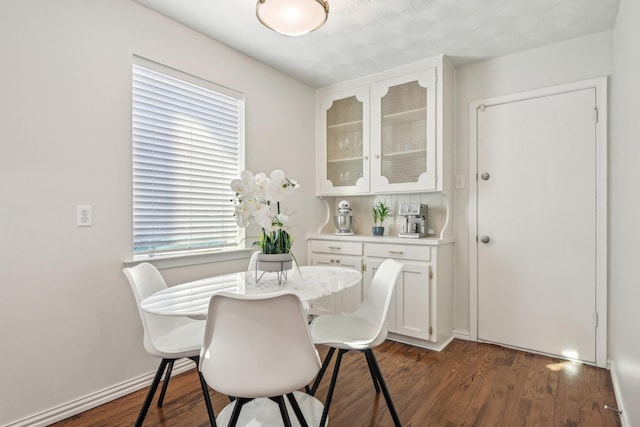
[380, 81, 427, 184]
[326, 96, 363, 187]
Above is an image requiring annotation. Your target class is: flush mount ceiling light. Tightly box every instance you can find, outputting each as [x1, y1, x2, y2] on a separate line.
[256, 0, 329, 36]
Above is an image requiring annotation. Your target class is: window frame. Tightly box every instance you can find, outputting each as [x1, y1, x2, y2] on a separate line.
[131, 56, 245, 261]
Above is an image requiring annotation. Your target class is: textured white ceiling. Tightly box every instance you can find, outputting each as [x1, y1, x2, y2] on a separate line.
[133, 0, 620, 88]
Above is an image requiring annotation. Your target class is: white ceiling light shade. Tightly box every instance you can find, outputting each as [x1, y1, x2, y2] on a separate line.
[256, 0, 329, 36]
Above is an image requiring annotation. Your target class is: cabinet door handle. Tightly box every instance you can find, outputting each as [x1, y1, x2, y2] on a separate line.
[328, 246, 341, 250]
[375, 154, 380, 159]
[363, 156, 369, 160]
[389, 250, 404, 254]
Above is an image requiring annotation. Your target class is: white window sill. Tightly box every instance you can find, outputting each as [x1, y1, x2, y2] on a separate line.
[123, 247, 254, 270]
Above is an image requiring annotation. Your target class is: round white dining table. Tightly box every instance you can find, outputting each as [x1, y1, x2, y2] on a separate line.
[140, 265, 362, 319]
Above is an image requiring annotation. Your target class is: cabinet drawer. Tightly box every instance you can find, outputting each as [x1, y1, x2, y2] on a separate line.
[365, 243, 431, 262]
[310, 240, 363, 256]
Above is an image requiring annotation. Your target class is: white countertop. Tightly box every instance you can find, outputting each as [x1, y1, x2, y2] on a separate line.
[306, 232, 454, 246]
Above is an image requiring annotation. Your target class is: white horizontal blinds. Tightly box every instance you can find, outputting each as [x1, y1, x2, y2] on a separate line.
[132, 60, 243, 256]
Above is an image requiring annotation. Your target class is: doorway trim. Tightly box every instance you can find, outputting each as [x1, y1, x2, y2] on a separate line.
[468, 77, 608, 367]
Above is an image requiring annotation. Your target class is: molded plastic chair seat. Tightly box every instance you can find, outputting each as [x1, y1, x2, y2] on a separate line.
[149, 322, 207, 357]
[310, 316, 386, 349]
[309, 258, 404, 427]
[123, 262, 216, 427]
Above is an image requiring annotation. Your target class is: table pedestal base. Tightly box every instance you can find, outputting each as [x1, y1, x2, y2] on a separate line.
[216, 391, 327, 426]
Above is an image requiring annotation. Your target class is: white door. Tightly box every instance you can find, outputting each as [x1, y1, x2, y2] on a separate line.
[476, 87, 599, 363]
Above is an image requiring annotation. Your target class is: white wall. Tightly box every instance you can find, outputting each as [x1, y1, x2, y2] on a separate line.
[0, 1, 320, 424]
[610, 0, 640, 423]
[2, 1, 635, 424]
[453, 31, 614, 334]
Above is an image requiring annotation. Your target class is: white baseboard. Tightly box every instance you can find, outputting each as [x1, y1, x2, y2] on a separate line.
[387, 333, 455, 352]
[453, 329, 471, 341]
[608, 358, 631, 427]
[5, 359, 195, 427]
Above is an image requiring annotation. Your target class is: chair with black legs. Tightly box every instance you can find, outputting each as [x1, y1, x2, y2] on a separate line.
[199, 291, 322, 427]
[308, 258, 404, 427]
[123, 262, 216, 427]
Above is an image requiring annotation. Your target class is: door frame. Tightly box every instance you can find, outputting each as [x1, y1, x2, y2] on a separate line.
[468, 77, 608, 367]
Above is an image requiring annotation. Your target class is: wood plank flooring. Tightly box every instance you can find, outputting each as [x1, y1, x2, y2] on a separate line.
[52, 339, 621, 426]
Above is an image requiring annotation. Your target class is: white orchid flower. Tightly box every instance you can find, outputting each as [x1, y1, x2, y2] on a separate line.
[231, 170, 257, 199]
[254, 209, 275, 232]
[230, 169, 299, 254]
[253, 173, 270, 199]
[230, 178, 243, 195]
[270, 169, 286, 181]
[275, 213, 290, 226]
[268, 170, 287, 202]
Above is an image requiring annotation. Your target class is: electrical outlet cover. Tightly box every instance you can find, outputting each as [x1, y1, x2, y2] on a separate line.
[77, 205, 92, 226]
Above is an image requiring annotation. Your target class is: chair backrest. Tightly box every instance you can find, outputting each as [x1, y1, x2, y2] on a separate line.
[123, 262, 200, 357]
[352, 258, 403, 332]
[199, 291, 321, 398]
[247, 250, 259, 272]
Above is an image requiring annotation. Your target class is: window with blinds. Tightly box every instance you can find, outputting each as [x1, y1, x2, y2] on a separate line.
[132, 57, 244, 257]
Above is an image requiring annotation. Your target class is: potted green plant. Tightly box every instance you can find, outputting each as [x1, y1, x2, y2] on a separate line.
[372, 201, 390, 236]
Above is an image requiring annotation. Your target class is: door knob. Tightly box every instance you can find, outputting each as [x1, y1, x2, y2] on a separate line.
[481, 172, 490, 181]
[480, 235, 490, 244]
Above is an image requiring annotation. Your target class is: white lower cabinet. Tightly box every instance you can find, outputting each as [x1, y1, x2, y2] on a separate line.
[365, 258, 431, 339]
[307, 236, 454, 351]
[307, 240, 363, 316]
[363, 242, 453, 350]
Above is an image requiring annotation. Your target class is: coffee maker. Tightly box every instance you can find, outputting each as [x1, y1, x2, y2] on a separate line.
[398, 203, 428, 238]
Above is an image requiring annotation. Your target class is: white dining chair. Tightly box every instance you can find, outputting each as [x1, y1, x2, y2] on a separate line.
[308, 258, 404, 427]
[247, 250, 259, 273]
[199, 291, 322, 427]
[123, 262, 216, 427]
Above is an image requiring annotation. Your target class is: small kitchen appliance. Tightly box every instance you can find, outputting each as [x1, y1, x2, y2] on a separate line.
[333, 200, 354, 235]
[398, 203, 428, 238]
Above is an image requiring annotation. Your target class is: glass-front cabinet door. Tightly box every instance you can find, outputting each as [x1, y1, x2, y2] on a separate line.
[317, 86, 370, 195]
[371, 67, 437, 192]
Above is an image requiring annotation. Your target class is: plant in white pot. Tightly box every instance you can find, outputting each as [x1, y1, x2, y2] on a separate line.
[372, 201, 390, 236]
[230, 169, 299, 280]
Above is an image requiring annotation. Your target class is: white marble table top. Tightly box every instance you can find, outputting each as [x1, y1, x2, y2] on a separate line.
[140, 266, 362, 319]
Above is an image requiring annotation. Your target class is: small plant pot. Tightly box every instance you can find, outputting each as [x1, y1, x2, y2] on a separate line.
[372, 226, 384, 236]
[256, 253, 293, 272]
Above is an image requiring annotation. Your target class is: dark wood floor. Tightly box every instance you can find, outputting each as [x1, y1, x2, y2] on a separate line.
[52, 339, 621, 427]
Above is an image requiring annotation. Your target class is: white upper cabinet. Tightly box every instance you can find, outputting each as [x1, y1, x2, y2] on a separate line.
[316, 56, 453, 196]
[371, 68, 437, 192]
[317, 86, 371, 195]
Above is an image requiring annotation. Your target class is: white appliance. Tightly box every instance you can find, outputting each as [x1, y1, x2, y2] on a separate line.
[333, 200, 354, 235]
[398, 203, 428, 238]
